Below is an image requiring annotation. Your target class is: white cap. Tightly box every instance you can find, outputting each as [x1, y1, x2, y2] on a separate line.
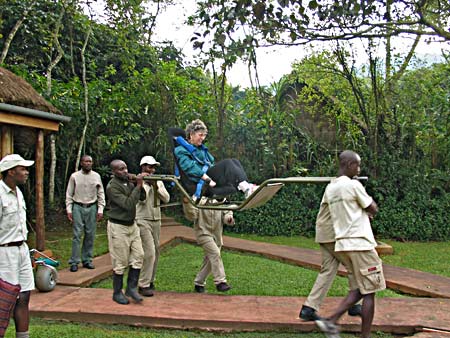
[139, 155, 160, 166]
[0, 154, 34, 172]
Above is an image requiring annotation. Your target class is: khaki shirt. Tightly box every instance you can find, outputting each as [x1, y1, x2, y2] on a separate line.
[314, 197, 335, 243]
[66, 170, 105, 214]
[325, 176, 376, 251]
[136, 181, 170, 221]
[0, 180, 28, 244]
[190, 198, 234, 246]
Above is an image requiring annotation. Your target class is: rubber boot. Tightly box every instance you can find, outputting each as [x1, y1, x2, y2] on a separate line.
[112, 273, 129, 305]
[125, 268, 143, 303]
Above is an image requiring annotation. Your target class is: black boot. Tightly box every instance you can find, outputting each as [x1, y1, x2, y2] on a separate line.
[112, 273, 129, 305]
[125, 268, 143, 303]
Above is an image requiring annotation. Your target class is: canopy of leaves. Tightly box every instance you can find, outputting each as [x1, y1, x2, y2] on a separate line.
[189, 0, 450, 54]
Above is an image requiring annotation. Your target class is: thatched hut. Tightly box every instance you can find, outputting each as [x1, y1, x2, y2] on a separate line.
[0, 66, 70, 250]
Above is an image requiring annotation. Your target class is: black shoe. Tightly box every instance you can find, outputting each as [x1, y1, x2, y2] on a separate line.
[70, 264, 78, 272]
[83, 262, 95, 269]
[149, 282, 155, 290]
[216, 282, 231, 292]
[194, 285, 205, 293]
[348, 304, 362, 317]
[299, 305, 321, 321]
[138, 286, 154, 297]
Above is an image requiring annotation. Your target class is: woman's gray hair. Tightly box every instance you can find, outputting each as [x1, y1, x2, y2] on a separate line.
[185, 119, 208, 139]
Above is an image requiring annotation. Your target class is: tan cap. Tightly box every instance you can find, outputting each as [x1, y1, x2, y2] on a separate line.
[139, 155, 160, 166]
[0, 154, 34, 172]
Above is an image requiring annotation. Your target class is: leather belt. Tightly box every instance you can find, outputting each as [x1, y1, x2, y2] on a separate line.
[74, 201, 97, 208]
[0, 241, 24, 247]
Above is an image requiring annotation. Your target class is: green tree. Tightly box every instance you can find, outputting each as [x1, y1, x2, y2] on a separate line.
[189, 0, 450, 57]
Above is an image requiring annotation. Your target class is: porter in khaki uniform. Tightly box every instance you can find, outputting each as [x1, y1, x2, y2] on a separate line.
[326, 175, 385, 295]
[187, 198, 234, 292]
[300, 198, 359, 320]
[136, 156, 170, 297]
[315, 150, 385, 338]
[106, 160, 148, 305]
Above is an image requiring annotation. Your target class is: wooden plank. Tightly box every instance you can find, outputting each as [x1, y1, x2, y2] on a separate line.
[0, 112, 60, 131]
[35, 130, 45, 251]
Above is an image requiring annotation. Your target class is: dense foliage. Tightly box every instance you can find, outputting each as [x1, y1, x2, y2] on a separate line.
[1, 0, 448, 241]
[232, 167, 450, 241]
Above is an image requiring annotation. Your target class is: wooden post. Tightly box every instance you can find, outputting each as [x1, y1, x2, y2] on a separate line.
[1, 124, 13, 157]
[35, 129, 45, 250]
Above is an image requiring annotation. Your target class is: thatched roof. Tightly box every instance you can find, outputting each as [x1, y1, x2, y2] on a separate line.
[0, 66, 60, 114]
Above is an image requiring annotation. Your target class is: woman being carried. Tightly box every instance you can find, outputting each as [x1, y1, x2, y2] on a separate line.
[174, 119, 258, 199]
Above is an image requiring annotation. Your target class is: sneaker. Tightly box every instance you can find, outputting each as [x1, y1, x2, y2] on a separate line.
[315, 319, 340, 338]
[244, 184, 259, 198]
[70, 264, 78, 272]
[216, 282, 231, 292]
[194, 285, 205, 293]
[299, 305, 321, 321]
[348, 304, 362, 317]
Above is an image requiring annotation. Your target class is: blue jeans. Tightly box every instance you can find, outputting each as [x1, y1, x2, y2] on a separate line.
[69, 204, 97, 265]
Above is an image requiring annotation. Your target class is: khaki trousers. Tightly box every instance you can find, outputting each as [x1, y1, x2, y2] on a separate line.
[137, 219, 161, 288]
[304, 242, 357, 310]
[194, 234, 226, 286]
[107, 221, 144, 275]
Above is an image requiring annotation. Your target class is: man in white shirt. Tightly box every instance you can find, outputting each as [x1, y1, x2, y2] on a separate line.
[66, 155, 105, 272]
[315, 151, 385, 338]
[0, 154, 35, 338]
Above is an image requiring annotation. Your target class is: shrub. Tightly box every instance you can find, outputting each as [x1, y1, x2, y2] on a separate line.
[232, 169, 450, 241]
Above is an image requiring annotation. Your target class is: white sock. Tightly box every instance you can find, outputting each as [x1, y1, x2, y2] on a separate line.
[238, 181, 251, 192]
[16, 332, 30, 338]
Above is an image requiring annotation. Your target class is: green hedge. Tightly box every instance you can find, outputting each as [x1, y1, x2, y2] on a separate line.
[370, 170, 450, 241]
[233, 184, 324, 237]
[231, 172, 450, 241]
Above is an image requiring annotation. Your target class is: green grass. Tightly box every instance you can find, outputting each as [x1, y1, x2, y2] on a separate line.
[379, 239, 450, 277]
[92, 243, 400, 298]
[225, 232, 450, 277]
[34, 223, 450, 279]
[4, 320, 398, 338]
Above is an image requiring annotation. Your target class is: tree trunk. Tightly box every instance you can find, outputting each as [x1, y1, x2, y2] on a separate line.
[0, 1, 36, 64]
[46, 2, 66, 207]
[211, 61, 227, 158]
[45, 2, 65, 96]
[75, 25, 92, 171]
